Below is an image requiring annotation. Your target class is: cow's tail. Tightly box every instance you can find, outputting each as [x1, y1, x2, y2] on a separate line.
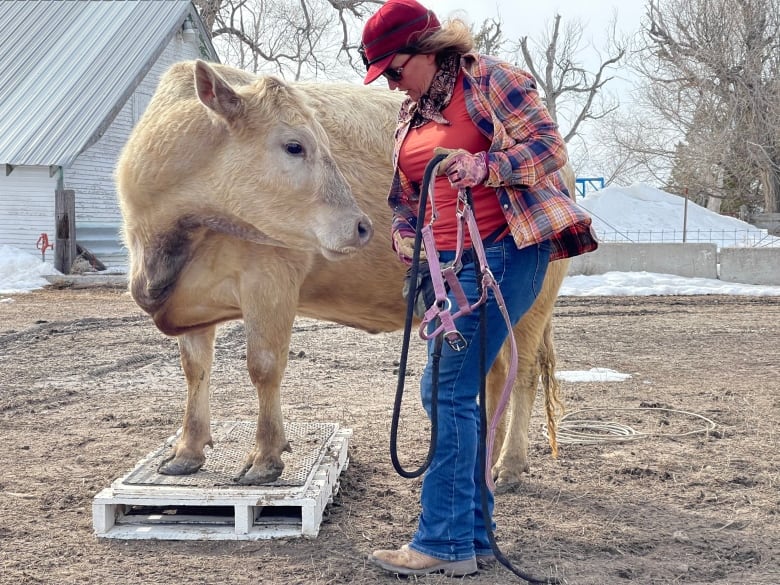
[539, 318, 565, 458]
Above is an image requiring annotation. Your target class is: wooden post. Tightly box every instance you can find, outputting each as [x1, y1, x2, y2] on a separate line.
[55, 189, 76, 274]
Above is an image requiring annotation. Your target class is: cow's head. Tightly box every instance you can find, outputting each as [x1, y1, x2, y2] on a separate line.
[192, 60, 373, 260]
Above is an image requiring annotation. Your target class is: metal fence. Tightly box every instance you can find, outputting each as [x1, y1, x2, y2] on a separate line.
[594, 229, 780, 248]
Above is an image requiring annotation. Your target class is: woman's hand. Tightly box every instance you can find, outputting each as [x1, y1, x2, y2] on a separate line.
[393, 231, 426, 260]
[434, 147, 487, 189]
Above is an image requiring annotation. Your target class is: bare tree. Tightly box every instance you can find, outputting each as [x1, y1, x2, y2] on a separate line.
[588, 103, 678, 187]
[194, 0, 382, 80]
[518, 14, 625, 143]
[472, 18, 508, 57]
[629, 0, 780, 214]
[504, 13, 628, 187]
[193, 0, 221, 31]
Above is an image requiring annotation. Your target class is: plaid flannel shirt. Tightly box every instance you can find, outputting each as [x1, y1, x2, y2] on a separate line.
[388, 53, 598, 263]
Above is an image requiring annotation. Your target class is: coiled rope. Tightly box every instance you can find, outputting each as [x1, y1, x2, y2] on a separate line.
[542, 407, 717, 445]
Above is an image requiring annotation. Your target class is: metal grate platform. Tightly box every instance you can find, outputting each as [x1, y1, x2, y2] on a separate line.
[92, 421, 351, 540]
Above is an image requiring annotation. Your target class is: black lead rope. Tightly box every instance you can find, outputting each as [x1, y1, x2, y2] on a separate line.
[390, 154, 560, 583]
[390, 153, 447, 478]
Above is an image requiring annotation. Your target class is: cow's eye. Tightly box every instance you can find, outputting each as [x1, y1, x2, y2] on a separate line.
[285, 142, 304, 156]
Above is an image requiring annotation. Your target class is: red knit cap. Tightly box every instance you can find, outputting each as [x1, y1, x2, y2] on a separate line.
[360, 0, 440, 84]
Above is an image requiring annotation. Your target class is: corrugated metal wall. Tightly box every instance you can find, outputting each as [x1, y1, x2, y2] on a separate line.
[0, 0, 193, 168]
[0, 0, 219, 270]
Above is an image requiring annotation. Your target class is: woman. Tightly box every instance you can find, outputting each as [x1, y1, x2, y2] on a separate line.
[360, 0, 597, 577]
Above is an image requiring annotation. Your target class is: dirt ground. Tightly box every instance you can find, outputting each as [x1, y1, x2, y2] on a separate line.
[0, 286, 778, 585]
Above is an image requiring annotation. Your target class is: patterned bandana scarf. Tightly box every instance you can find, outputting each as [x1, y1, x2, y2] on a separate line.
[399, 53, 461, 129]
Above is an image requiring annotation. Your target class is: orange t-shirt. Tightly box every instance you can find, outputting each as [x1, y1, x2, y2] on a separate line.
[398, 73, 507, 250]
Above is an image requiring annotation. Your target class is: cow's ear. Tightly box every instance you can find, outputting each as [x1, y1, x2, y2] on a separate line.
[194, 60, 244, 125]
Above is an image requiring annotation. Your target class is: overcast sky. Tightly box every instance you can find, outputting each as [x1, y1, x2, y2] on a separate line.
[427, 0, 648, 91]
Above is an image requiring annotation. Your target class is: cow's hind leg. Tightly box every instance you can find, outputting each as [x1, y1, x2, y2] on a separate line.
[233, 308, 295, 485]
[489, 260, 567, 491]
[158, 326, 216, 475]
[488, 321, 544, 493]
[485, 346, 510, 471]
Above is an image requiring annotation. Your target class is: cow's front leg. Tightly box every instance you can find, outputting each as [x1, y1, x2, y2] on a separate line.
[233, 310, 295, 485]
[158, 326, 216, 475]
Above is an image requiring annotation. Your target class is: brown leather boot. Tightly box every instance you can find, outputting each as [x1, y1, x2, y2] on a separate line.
[369, 544, 478, 577]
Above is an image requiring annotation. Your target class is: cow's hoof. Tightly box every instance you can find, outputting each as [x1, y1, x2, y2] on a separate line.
[232, 461, 284, 485]
[157, 454, 204, 476]
[491, 466, 528, 494]
[493, 476, 523, 494]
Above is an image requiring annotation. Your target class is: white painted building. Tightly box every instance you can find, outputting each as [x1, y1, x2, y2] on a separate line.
[0, 0, 218, 270]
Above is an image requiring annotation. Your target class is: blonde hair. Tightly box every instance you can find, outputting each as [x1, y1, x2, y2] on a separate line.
[412, 18, 474, 61]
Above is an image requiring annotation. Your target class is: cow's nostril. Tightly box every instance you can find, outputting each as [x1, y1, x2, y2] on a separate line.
[357, 218, 374, 245]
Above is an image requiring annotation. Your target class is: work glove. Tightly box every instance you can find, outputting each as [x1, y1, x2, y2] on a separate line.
[393, 231, 426, 261]
[434, 147, 488, 189]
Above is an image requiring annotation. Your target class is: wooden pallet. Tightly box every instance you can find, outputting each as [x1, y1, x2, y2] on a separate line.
[92, 422, 351, 540]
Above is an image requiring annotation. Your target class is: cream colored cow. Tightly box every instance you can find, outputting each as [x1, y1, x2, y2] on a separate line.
[117, 60, 567, 488]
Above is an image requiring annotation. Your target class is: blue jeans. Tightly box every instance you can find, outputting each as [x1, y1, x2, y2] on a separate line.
[410, 237, 551, 561]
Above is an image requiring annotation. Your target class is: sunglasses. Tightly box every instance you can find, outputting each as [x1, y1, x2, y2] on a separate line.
[359, 44, 417, 82]
[382, 54, 415, 82]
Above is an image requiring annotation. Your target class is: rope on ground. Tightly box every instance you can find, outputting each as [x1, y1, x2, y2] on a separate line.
[541, 407, 717, 446]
